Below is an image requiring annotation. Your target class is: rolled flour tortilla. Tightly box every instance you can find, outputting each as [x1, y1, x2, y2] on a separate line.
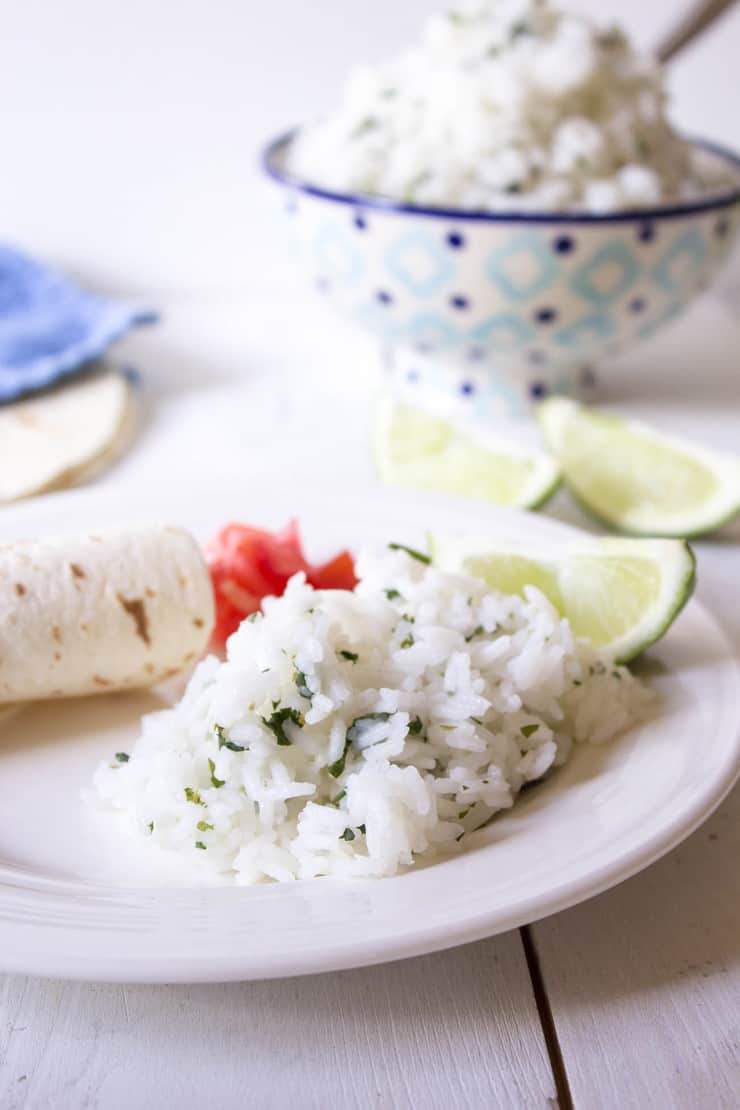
[0, 525, 214, 702]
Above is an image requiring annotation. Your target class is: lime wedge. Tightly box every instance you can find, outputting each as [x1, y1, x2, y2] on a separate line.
[538, 398, 740, 537]
[375, 398, 560, 509]
[431, 532, 695, 662]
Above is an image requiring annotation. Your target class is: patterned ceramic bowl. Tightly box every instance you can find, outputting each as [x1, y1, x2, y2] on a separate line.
[264, 132, 740, 418]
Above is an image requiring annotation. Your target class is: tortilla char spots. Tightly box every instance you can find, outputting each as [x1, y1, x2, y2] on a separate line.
[116, 594, 151, 646]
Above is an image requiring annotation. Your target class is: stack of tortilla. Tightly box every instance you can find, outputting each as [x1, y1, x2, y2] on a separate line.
[0, 369, 133, 503]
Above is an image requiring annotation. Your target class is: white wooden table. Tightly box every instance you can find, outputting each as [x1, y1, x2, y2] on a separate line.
[1, 2, 739, 1106]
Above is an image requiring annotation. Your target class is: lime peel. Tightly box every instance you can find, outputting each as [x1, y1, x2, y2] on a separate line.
[431, 532, 696, 663]
[538, 398, 740, 538]
[376, 397, 560, 510]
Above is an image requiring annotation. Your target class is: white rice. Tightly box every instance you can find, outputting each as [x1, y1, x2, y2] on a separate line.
[288, 0, 736, 213]
[89, 547, 650, 884]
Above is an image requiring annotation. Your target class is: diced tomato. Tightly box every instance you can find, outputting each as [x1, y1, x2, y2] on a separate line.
[307, 550, 358, 592]
[206, 520, 357, 647]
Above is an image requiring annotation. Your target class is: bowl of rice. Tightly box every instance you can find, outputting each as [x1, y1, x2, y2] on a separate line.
[263, 0, 740, 417]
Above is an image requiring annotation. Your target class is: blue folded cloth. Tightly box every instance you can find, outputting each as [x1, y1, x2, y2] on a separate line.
[0, 244, 157, 403]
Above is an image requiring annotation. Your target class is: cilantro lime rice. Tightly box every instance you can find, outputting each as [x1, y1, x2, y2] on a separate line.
[288, 0, 736, 213]
[89, 546, 650, 884]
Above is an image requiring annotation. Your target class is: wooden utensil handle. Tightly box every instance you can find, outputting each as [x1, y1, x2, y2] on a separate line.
[655, 0, 738, 63]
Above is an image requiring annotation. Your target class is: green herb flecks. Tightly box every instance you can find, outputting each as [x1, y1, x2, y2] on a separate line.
[330, 712, 392, 778]
[115, 752, 129, 763]
[636, 135, 651, 160]
[195, 841, 207, 851]
[331, 790, 346, 806]
[339, 827, 356, 842]
[246, 612, 261, 624]
[185, 787, 205, 806]
[385, 588, 401, 601]
[197, 820, 214, 832]
[520, 724, 539, 739]
[328, 739, 351, 780]
[262, 706, 305, 747]
[338, 650, 359, 663]
[208, 759, 225, 788]
[294, 669, 313, 700]
[358, 824, 366, 835]
[408, 716, 424, 736]
[147, 821, 154, 834]
[215, 723, 246, 752]
[346, 712, 391, 744]
[465, 625, 485, 642]
[400, 634, 415, 649]
[351, 115, 379, 139]
[510, 20, 532, 40]
[388, 542, 431, 565]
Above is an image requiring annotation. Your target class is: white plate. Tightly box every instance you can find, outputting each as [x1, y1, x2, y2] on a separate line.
[0, 479, 738, 984]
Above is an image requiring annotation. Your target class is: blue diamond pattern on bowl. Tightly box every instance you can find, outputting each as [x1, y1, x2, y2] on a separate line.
[314, 224, 364, 287]
[274, 153, 740, 415]
[485, 232, 558, 300]
[403, 312, 460, 350]
[385, 230, 454, 296]
[470, 313, 535, 351]
[652, 227, 707, 293]
[570, 241, 639, 305]
[555, 311, 615, 348]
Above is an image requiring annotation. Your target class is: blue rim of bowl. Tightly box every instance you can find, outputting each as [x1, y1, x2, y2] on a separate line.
[262, 129, 740, 224]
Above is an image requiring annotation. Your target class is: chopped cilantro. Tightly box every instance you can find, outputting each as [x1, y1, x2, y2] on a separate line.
[328, 739, 351, 779]
[465, 625, 484, 642]
[215, 724, 246, 752]
[440, 725, 455, 732]
[521, 724, 539, 739]
[510, 20, 532, 40]
[384, 588, 401, 601]
[115, 752, 129, 763]
[400, 634, 415, 649]
[294, 669, 313, 700]
[184, 787, 204, 806]
[195, 841, 207, 851]
[330, 712, 392, 777]
[358, 824, 366, 835]
[208, 758, 225, 788]
[470, 716, 483, 725]
[347, 713, 391, 744]
[408, 716, 424, 736]
[388, 542, 431, 565]
[246, 612, 260, 624]
[331, 790, 346, 806]
[147, 821, 154, 833]
[262, 706, 304, 746]
[196, 820, 214, 832]
[338, 650, 359, 663]
[339, 827, 356, 842]
[351, 115, 378, 138]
